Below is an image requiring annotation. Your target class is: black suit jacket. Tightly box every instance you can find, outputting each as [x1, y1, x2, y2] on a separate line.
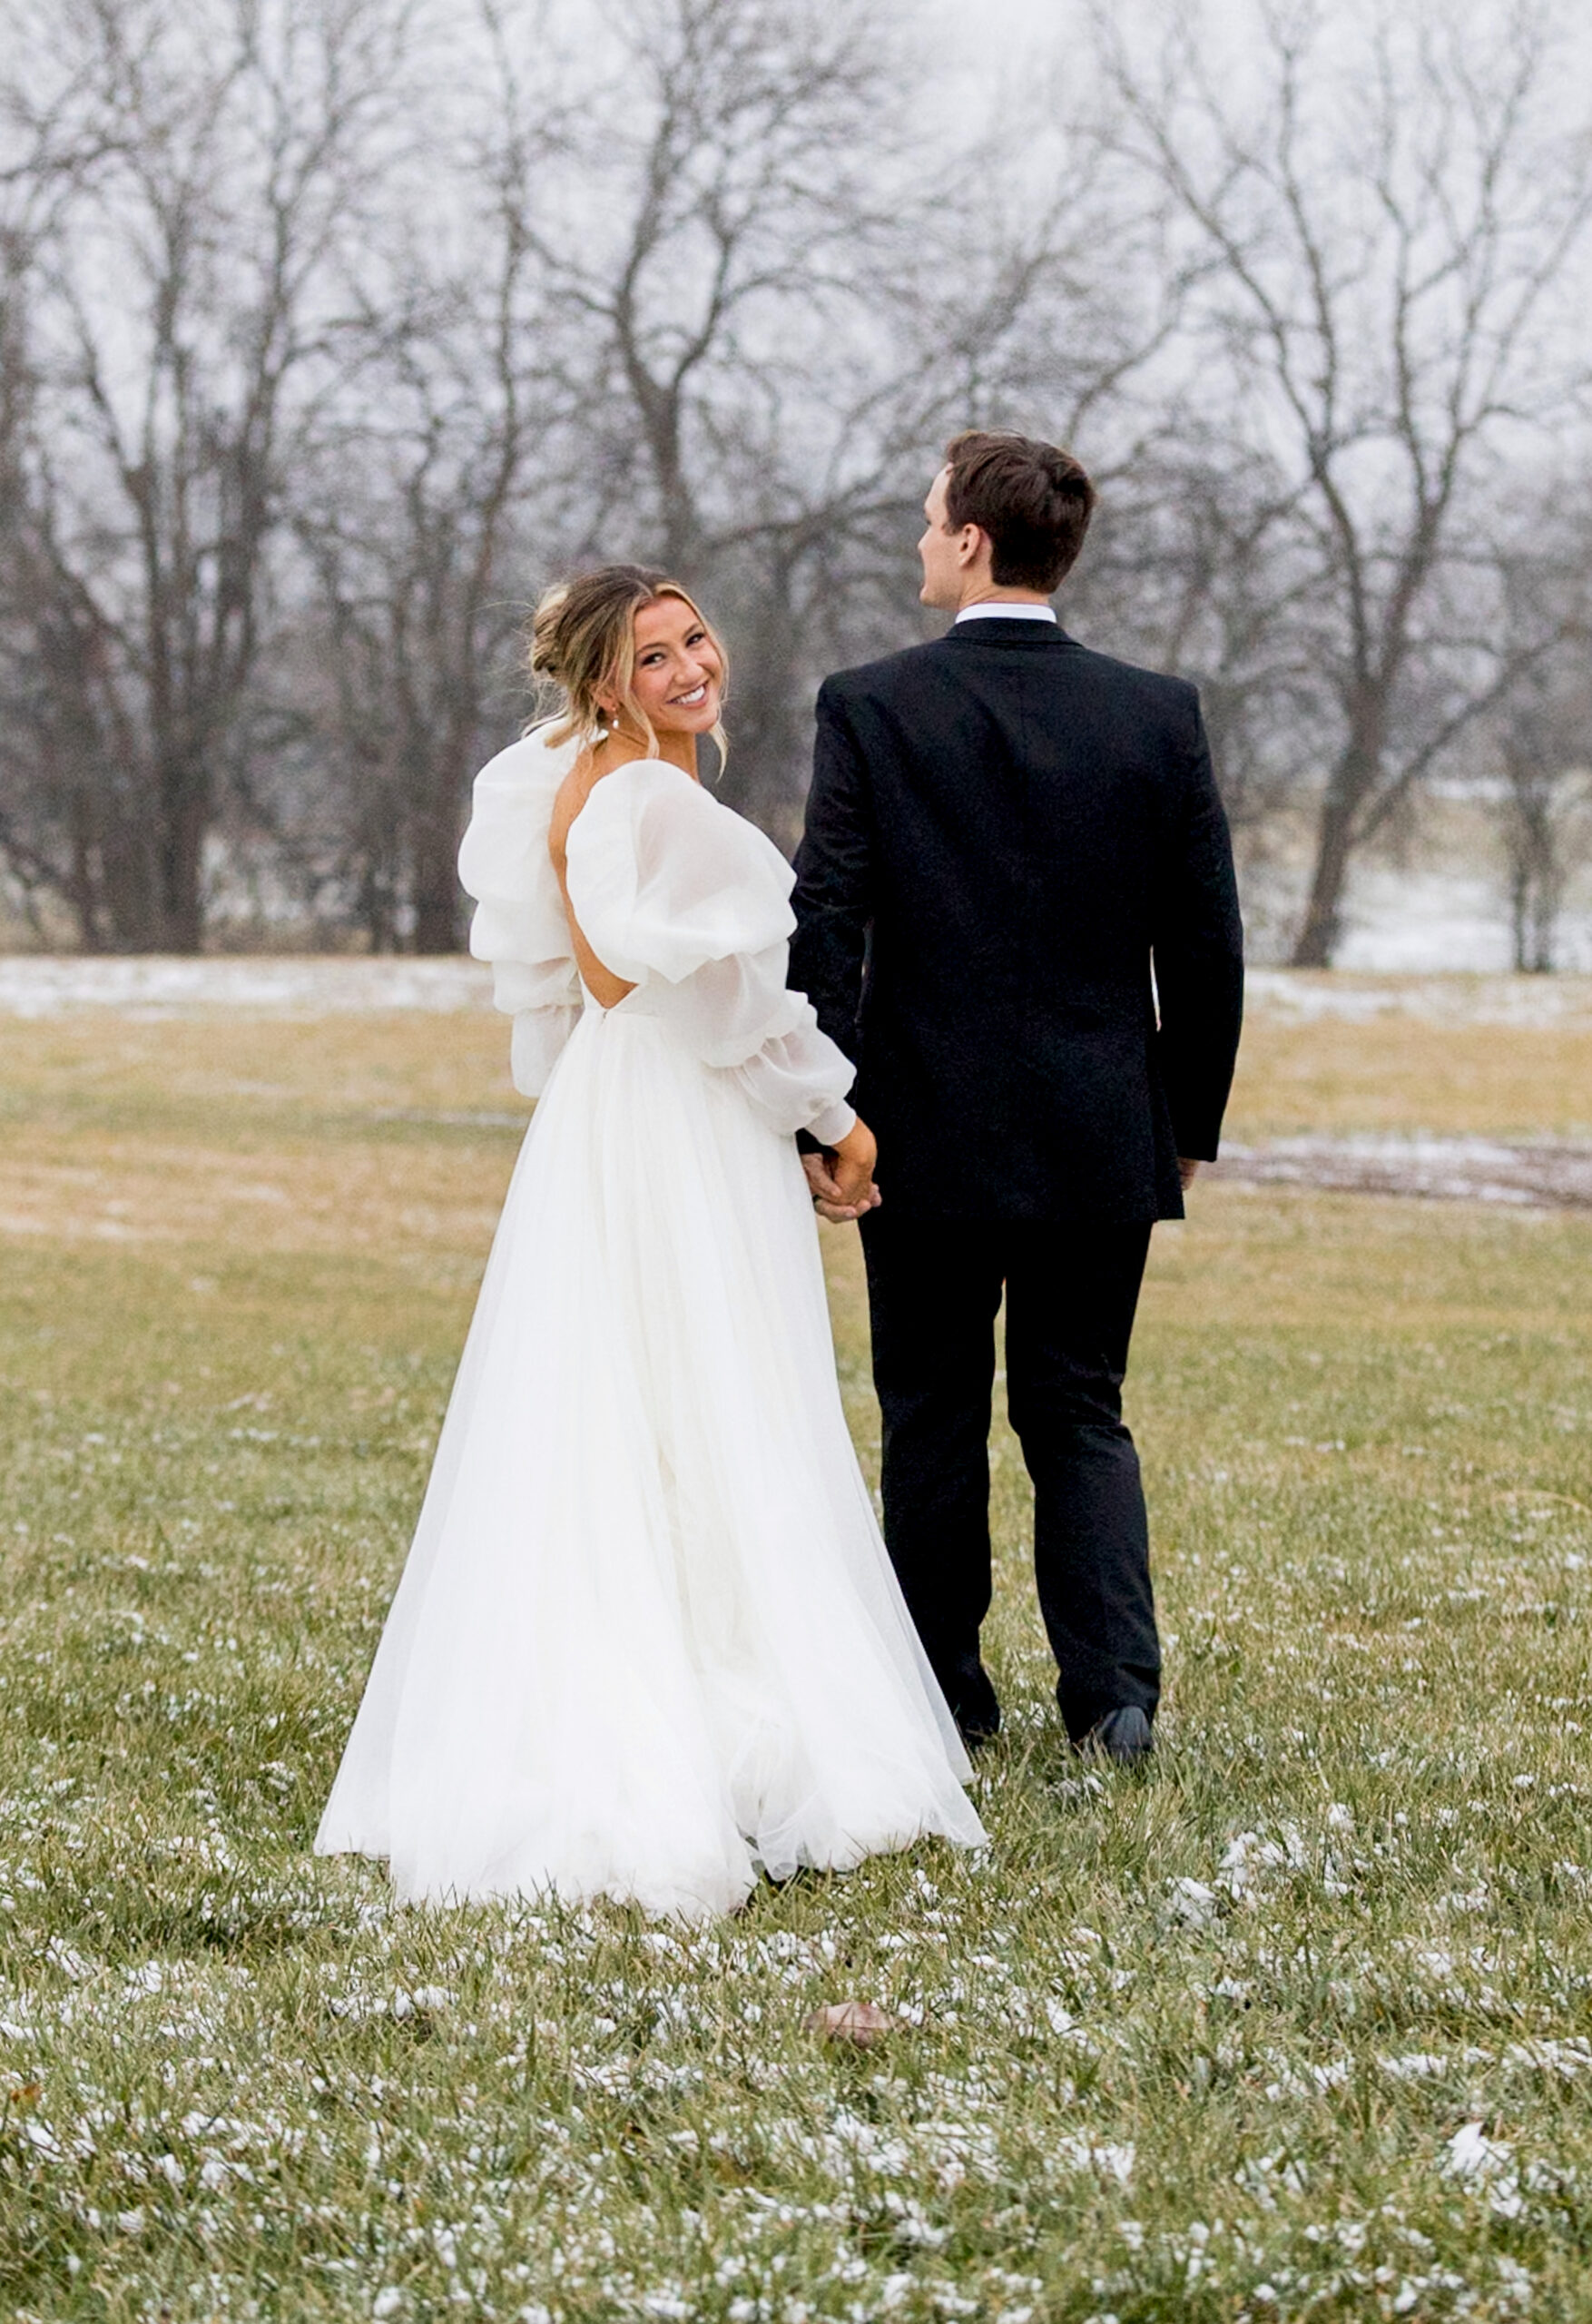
[790, 618, 1244, 1222]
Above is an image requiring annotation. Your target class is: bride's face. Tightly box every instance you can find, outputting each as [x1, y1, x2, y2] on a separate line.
[624, 597, 723, 737]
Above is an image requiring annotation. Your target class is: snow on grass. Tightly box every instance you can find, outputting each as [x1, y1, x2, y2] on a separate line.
[2, 952, 1590, 1037]
[0, 955, 495, 1016]
[1244, 968, 1592, 1027]
[1214, 1133, 1592, 1209]
[2, 1012, 1591, 2319]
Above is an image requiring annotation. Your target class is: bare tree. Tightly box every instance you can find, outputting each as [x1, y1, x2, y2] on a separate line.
[1488, 522, 1592, 970]
[274, 1, 578, 951]
[13, 0, 1584, 960]
[1500, 713, 1591, 973]
[1098, 0, 1592, 963]
[0, 0, 408, 950]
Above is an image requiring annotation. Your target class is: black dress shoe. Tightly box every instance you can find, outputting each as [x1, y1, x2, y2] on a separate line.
[1077, 1705, 1154, 1767]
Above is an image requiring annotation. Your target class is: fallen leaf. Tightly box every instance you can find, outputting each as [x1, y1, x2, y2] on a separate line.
[804, 2000, 900, 2047]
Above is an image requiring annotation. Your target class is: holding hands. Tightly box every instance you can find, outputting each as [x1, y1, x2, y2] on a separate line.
[804, 1118, 881, 1224]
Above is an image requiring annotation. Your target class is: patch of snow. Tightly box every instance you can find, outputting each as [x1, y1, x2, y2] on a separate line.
[1378, 2053, 1451, 2082]
[1244, 969, 1592, 1028]
[0, 956, 495, 1017]
[1442, 2122, 1525, 2217]
[1166, 1876, 1221, 1927]
[4, 953, 1591, 1040]
[1502, 2037, 1592, 2080]
[1214, 1134, 1592, 1210]
[1248, 868, 1592, 975]
[1335, 872, 1517, 972]
[1053, 2133, 1135, 2182]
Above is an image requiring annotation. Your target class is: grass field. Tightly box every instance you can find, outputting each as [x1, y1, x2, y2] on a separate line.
[2, 995, 1590, 2321]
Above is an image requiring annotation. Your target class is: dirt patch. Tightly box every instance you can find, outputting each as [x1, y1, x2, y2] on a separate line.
[1213, 1136, 1592, 1210]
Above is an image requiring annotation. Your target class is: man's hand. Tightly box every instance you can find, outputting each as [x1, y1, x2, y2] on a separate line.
[1178, 1157, 1202, 1191]
[804, 1118, 881, 1223]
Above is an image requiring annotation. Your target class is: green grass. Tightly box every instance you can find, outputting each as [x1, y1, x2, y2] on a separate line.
[0, 1012, 1590, 2319]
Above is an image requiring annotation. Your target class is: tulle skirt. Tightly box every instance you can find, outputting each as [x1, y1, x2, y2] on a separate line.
[315, 1000, 984, 1920]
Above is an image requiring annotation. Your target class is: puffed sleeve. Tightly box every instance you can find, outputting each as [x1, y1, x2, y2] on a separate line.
[565, 761, 857, 1144]
[457, 727, 583, 1097]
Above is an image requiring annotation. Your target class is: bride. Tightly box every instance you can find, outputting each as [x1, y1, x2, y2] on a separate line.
[315, 565, 985, 1919]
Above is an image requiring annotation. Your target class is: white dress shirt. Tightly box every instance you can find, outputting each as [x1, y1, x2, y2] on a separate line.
[953, 602, 1057, 624]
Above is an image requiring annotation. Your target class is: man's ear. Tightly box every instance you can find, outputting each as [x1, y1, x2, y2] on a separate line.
[958, 524, 986, 568]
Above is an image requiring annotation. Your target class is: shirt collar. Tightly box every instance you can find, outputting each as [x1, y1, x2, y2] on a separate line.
[953, 601, 1057, 625]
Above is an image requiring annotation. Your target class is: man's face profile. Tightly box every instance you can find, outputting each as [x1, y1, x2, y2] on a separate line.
[917, 467, 966, 610]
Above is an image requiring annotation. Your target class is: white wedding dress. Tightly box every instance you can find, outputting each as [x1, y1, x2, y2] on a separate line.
[316, 724, 985, 1920]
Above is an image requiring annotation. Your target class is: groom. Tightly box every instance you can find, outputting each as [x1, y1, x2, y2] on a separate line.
[791, 430, 1243, 1763]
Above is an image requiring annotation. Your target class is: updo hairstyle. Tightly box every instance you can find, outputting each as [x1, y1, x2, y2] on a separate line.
[528, 564, 729, 766]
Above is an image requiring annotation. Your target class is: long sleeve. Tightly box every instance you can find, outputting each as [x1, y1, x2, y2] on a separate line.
[1150, 697, 1245, 1160]
[790, 676, 875, 1060]
[565, 760, 856, 1144]
[457, 729, 583, 1097]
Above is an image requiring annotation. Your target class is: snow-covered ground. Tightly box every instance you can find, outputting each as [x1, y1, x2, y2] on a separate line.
[1, 952, 1590, 1030]
[1242, 864, 1592, 976]
[1331, 870, 1591, 973]
[1213, 1135, 1592, 1210]
[0, 956, 496, 1017]
[1243, 969, 1592, 1027]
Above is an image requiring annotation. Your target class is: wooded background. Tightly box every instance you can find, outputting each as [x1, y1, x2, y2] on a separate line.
[0, 0, 1588, 964]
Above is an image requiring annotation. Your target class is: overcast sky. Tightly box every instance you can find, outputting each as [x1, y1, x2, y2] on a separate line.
[933, 0, 1070, 75]
[925, 0, 1592, 125]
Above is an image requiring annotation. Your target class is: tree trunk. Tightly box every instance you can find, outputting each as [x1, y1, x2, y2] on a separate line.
[1528, 858, 1559, 975]
[713, 560, 806, 843]
[409, 755, 468, 953]
[64, 789, 108, 951]
[1290, 783, 1359, 967]
[152, 759, 209, 953]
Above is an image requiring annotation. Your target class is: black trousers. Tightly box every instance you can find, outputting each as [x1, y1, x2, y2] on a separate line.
[860, 1212, 1159, 1744]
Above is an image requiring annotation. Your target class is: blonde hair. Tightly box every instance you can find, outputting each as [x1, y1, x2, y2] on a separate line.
[528, 565, 729, 767]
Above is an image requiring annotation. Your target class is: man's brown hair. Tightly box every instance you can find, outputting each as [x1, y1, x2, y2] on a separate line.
[942, 430, 1096, 593]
